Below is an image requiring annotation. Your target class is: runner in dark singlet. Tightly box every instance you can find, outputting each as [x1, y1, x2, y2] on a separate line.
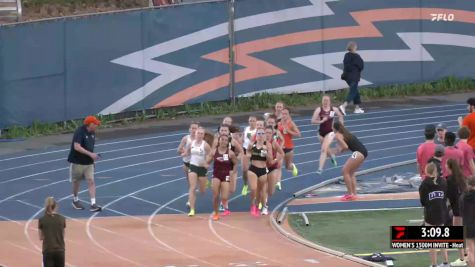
[332, 121, 367, 201]
[246, 129, 272, 217]
[311, 95, 344, 175]
[266, 115, 284, 190]
[208, 135, 237, 221]
[264, 126, 284, 215]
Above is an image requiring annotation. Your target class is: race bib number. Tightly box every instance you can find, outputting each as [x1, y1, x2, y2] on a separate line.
[351, 152, 359, 159]
[261, 150, 267, 157]
[329, 111, 335, 118]
[223, 154, 229, 161]
[225, 176, 230, 182]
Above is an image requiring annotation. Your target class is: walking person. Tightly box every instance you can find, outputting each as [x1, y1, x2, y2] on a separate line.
[332, 121, 368, 201]
[182, 127, 211, 217]
[339, 41, 365, 115]
[208, 135, 237, 220]
[311, 95, 344, 174]
[446, 159, 469, 266]
[419, 163, 450, 267]
[68, 115, 102, 212]
[460, 176, 475, 267]
[39, 197, 66, 267]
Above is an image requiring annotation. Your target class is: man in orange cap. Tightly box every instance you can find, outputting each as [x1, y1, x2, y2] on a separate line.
[67, 115, 102, 212]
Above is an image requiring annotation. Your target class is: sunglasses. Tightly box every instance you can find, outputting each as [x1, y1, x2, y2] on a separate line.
[256, 132, 265, 135]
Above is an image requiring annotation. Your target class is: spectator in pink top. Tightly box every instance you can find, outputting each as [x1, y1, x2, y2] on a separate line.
[441, 132, 464, 178]
[457, 127, 475, 177]
[417, 125, 436, 179]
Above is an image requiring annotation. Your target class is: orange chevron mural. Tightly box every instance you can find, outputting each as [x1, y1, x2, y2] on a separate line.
[155, 8, 475, 108]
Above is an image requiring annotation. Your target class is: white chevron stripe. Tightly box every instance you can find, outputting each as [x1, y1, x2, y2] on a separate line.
[100, 0, 338, 114]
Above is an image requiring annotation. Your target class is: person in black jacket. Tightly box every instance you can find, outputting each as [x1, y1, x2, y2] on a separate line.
[419, 162, 449, 267]
[460, 176, 475, 267]
[446, 159, 469, 266]
[340, 41, 365, 115]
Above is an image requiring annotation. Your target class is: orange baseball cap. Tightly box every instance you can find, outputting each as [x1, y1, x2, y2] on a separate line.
[83, 115, 101, 126]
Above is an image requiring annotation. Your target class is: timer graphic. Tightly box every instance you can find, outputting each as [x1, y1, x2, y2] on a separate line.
[390, 226, 464, 249]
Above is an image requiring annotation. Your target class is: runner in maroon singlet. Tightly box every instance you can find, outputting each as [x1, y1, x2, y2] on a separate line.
[311, 95, 344, 174]
[208, 135, 237, 221]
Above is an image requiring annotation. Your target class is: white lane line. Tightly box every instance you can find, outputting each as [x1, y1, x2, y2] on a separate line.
[1, 113, 458, 186]
[291, 207, 422, 214]
[0, 215, 23, 226]
[0, 121, 431, 207]
[0, 107, 461, 173]
[146, 193, 221, 267]
[0, 103, 465, 163]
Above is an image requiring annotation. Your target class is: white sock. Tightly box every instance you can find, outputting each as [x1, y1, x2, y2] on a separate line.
[73, 196, 79, 202]
[91, 198, 96, 205]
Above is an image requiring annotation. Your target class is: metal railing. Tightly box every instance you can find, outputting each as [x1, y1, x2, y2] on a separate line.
[0, 0, 22, 22]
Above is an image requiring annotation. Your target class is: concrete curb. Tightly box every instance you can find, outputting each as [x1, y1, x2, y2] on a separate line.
[271, 159, 417, 267]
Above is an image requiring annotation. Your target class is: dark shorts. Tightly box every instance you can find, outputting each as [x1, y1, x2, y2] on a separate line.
[319, 130, 333, 139]
[283, 148, 293, 154]
[466, 225, 475, 239]
[43, 251, 65, 267]
[268, 164, 279, 173]
[183, 162, 190, 168]
[448, 195, 461, 217]
[189, 164, 207, 177]
[213, 172, 231, 182]
[249, 165, 267, 177]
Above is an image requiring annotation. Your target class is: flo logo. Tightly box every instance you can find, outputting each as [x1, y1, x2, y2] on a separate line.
[431, 13, 455, 21]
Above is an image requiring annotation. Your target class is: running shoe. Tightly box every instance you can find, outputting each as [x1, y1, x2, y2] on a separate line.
[340, 194, 353, 201]
[330, 154, 338, 167]
[292, 164, 298, 176]
[212, 213, 219, 221]
[354, 108, 365, 114]
[450, 259, 467, 266]
[258, 202, 263, 210]
[316, 169, 323, 175]
[188, 209, 195, 217]
[241, 184, 249, 196]
[261, 206, 268, 215]
[436, 263, 451, 267]
[90, 204, 102, 212]
[275, 182, 282, 191]
[72, 200, 85, 210]
[252, 205, 260, 217]
[222, 209, 231, 216]
[219, 203, 225, 212]
[339, 105, 347, 116]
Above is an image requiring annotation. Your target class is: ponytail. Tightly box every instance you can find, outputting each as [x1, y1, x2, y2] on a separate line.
[333, 121, 352, 141]
[44, 197, 57, 215]
[425, 162, 438, 185]
[447, 159, 467, 192]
